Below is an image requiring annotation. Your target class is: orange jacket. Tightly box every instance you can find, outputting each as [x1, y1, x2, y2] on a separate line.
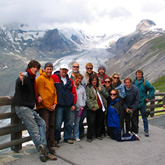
[36, 70, 57, 111]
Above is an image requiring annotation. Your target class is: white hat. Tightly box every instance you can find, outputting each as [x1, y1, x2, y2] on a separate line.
[60, 64, 69, 70]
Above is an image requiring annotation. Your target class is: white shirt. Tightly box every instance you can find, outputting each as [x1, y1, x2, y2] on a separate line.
[61, 77, 67, 85]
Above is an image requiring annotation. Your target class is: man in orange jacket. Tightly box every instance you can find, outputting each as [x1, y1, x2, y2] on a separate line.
[36, 62, 57, 155]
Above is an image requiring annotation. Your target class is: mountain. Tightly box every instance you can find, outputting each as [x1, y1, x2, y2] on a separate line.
[106, 19, 165, 83]
[0, 23, 114, 96]
[0, 19, 165, 97]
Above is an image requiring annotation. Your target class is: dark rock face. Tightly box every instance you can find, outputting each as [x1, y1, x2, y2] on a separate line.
[36, 29, 77, 55]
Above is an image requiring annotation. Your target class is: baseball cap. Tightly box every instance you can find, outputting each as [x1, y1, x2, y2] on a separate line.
[60, 64, 69, 70]
[44, 62, 53, 69]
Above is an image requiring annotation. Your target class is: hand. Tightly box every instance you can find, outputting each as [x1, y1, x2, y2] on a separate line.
[98, 87, 101, 91]
[163, 105, 165, 108]
[126, 108, 130, 113]
[146, 98, 149, 102]
[92, 107, 96, 111]
[49, 104, 56, 111]
[38, 96, 42, 103]
[19, 72, 25, 82]
[126, 108, 133, 113]
[71, 105, 76, 111]
[51, 104, 56, 110]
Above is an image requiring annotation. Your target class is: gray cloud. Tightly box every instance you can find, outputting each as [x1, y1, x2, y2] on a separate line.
[108, 7, 132, 19]
[0, 0, 94, 25]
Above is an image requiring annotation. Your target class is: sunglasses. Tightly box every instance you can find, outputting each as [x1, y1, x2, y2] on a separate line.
[72, 66, 79, 68]
[110, 93, 117, 96]
[113, 77, 119, 79]
[105, 81, 111, 83]
[87, 68, 93, 70]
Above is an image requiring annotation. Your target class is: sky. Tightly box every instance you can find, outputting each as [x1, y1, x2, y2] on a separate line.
[0, 0, 165, 35]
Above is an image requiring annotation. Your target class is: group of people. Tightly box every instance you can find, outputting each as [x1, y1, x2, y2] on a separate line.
[13, 60, 157, 162]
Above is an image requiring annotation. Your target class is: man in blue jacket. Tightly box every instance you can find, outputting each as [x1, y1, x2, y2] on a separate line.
[52, 64, 77, 144]
[134, 70, 155, 137]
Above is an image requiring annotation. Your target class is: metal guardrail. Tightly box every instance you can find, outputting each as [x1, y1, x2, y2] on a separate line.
[0, 93, 165, 152]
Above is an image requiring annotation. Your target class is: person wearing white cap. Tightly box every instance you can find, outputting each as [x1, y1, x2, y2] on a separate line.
[52, 64, 77, 144]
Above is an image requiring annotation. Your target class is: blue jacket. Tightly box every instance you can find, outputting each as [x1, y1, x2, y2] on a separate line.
[134, 77, 155, 108]
[107, 98, 124, 130]
[51, 71, 77, 107]
[115, 83, 126, 99]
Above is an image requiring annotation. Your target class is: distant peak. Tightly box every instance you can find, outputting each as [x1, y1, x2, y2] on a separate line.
[136, 19, 156, 31]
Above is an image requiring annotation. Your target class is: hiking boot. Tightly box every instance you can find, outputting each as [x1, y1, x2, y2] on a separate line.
[64, 139, 74, 144]
[144, 131, 149, 137]
[38, 144, 47, 162]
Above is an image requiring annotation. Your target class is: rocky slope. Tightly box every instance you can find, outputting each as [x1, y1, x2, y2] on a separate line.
[106, 19, 165, 83]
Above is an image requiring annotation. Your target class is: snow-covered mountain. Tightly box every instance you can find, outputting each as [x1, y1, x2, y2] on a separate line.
[0, 23, 118, 59]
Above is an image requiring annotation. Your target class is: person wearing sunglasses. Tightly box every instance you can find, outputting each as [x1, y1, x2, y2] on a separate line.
[68, 62, 87, 88]
[86, 74, 109, 142]
[107, 89, 140, 141]
[103, 77, 113, 94]
[84, 63, 97, 84]
[111, 72, 126, 99]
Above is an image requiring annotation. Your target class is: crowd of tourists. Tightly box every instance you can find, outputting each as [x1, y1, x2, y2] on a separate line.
[13, 60, 161, 162]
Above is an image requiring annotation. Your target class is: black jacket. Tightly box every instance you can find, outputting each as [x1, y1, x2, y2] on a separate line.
[13, 72, 36, 109]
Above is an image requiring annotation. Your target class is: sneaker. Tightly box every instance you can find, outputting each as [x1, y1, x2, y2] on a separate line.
[132, 132, 140, 141]
[38, 144, 47, 162]
[144, 131, 149, 137]
[64, 139, 74, 144]
[87, 138, 92, 142]
[75, 138, 81, 142]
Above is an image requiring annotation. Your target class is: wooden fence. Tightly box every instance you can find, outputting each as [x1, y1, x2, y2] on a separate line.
[0, 93, 165, 152]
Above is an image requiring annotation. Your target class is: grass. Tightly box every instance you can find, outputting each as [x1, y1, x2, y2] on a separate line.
[149, 35, 165, 53]
[152, 75, 165, 92]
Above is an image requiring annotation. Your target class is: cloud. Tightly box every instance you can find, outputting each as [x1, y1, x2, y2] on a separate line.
[0, 0, 94, 25]
[0, 0, 165, 35]
[101, 7, 132, 19]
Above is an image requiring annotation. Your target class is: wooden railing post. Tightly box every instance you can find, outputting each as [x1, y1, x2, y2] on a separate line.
[11, 105, 22, 152]
[150, 95, 155, 117]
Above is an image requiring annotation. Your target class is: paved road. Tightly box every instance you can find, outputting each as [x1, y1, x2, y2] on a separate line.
[1, 117, 165, 165]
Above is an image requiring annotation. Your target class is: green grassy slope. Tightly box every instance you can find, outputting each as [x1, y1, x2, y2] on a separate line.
[152, 75, 165, 92]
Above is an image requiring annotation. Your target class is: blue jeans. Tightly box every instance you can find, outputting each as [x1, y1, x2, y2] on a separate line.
[138, 105, 148, 132]
[71, 110, 80, 139]
[54, 106, 72, 142]
[15, 106, 48, 152]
